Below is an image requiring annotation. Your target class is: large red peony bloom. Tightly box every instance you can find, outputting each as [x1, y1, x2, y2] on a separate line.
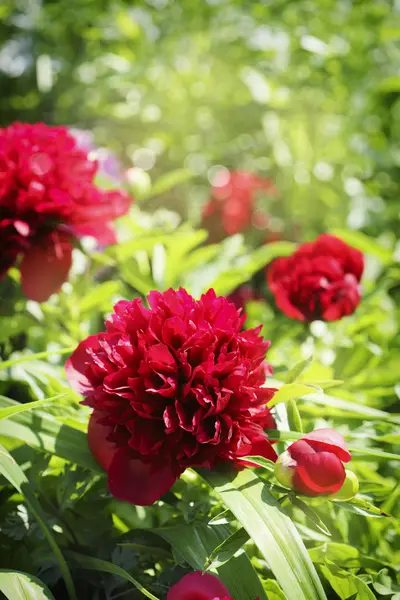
[267, 234, 364, 321]
[275, 428, 352, 496]
[202, 170, 277, 239]
[66, 288, 276, 505]
[0, 122, 132, 301]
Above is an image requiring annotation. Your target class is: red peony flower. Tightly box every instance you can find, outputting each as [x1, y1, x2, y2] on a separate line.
[274, 428, 352, 496]
[0, 122, 132, 301]
[167, 572, 232, 600]
[202, 170, 278, 239]
[66, 288, 277, 506]
[267, 234, 364, 321]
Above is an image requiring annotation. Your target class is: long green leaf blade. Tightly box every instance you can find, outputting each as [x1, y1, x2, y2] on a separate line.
[66, 551, 159, 600]
[0, 443, 77, 600]
[0, 570, 56, 600]
[0, 397, 100, 471]
[200, 466, 327, 600]
[0, 394, 67, 422]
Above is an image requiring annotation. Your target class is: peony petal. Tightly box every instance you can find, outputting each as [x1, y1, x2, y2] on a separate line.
[65, 335, 101, 395]
[73, 223, 117, 245]
[108, 448, 178, 506]
[167, 571, 231, 600]
[88, 410, 118, 471]
[20, 233, 72, 302]
[293, 450, 346, 496]
[237, 435, 278, 467]
[302, 428, 351, 462]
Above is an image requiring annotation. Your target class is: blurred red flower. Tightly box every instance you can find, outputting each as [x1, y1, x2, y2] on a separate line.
[0, 122, 132, 301]
[66, 288, 276, 505]
[267, 234, 364, 321]
[202, 170, 278, 239]
[227, 284, 262, 313]
[275, 428, 351, 496]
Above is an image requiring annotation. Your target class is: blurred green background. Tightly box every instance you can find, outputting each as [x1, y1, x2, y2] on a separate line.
[1, 0, 399, 237]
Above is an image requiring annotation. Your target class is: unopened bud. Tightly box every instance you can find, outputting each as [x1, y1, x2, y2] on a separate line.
[274, 450, 296, 489]
[329, 470, 359, 502]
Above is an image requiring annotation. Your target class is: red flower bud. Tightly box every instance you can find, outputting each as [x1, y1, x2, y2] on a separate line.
[275, 428, 352, 496]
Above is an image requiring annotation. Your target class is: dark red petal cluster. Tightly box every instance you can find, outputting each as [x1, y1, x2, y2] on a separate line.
[66, 288, 276, 505]
[276, 428, 351, 496]
[202, 170, 278, 238]
[267, 234, 364, 321]
[0, 122, 132, 301]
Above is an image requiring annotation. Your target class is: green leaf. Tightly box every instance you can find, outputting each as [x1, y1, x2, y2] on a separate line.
[320, 560, 377, 599]
[205, 527, 250, 571]
[309, 544, 391, 571]
[264, 579, 288, 600]
[372, 569, 400, 595]
[291, 497, 331, 536]
[330, 229, 393, 264]
[154, 522, 268, 600]
[79, 281, 121, 313]
[199, 466, 327, 600]
[268, 383, 319, 408]
[0, 347, 75, 371]
[0, 397, 100, 471]
[0, 570, 56, 600]
[236, 455, 276, 471]
[298, 392, 400, 425]
[0, 443, 77, 600]
[142, 168, 193, 199]
[0, 394, 66, 422]
[333, 497, 390, 518]
[281, 357, 313, 384]
[287, 399, 303, 433]
[210, 241, 296, 296]
[66, 551, 159, 600]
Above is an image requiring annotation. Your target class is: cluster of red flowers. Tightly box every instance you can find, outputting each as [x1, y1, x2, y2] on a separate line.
[66, 288, 277, 505]
[0, 122, 132, 301]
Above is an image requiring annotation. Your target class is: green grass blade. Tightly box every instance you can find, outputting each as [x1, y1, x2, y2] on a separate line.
[0, 397, 100, 471]
[0, 394, 67, 421]
[0, 443, 77, 600]
[66, 551, 159, 600]
[199, 466, 327, 600]
[0, 347, 75, 370]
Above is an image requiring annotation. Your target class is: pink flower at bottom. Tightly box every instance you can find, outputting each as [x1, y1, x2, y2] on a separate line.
[167, 571, 260, 600]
